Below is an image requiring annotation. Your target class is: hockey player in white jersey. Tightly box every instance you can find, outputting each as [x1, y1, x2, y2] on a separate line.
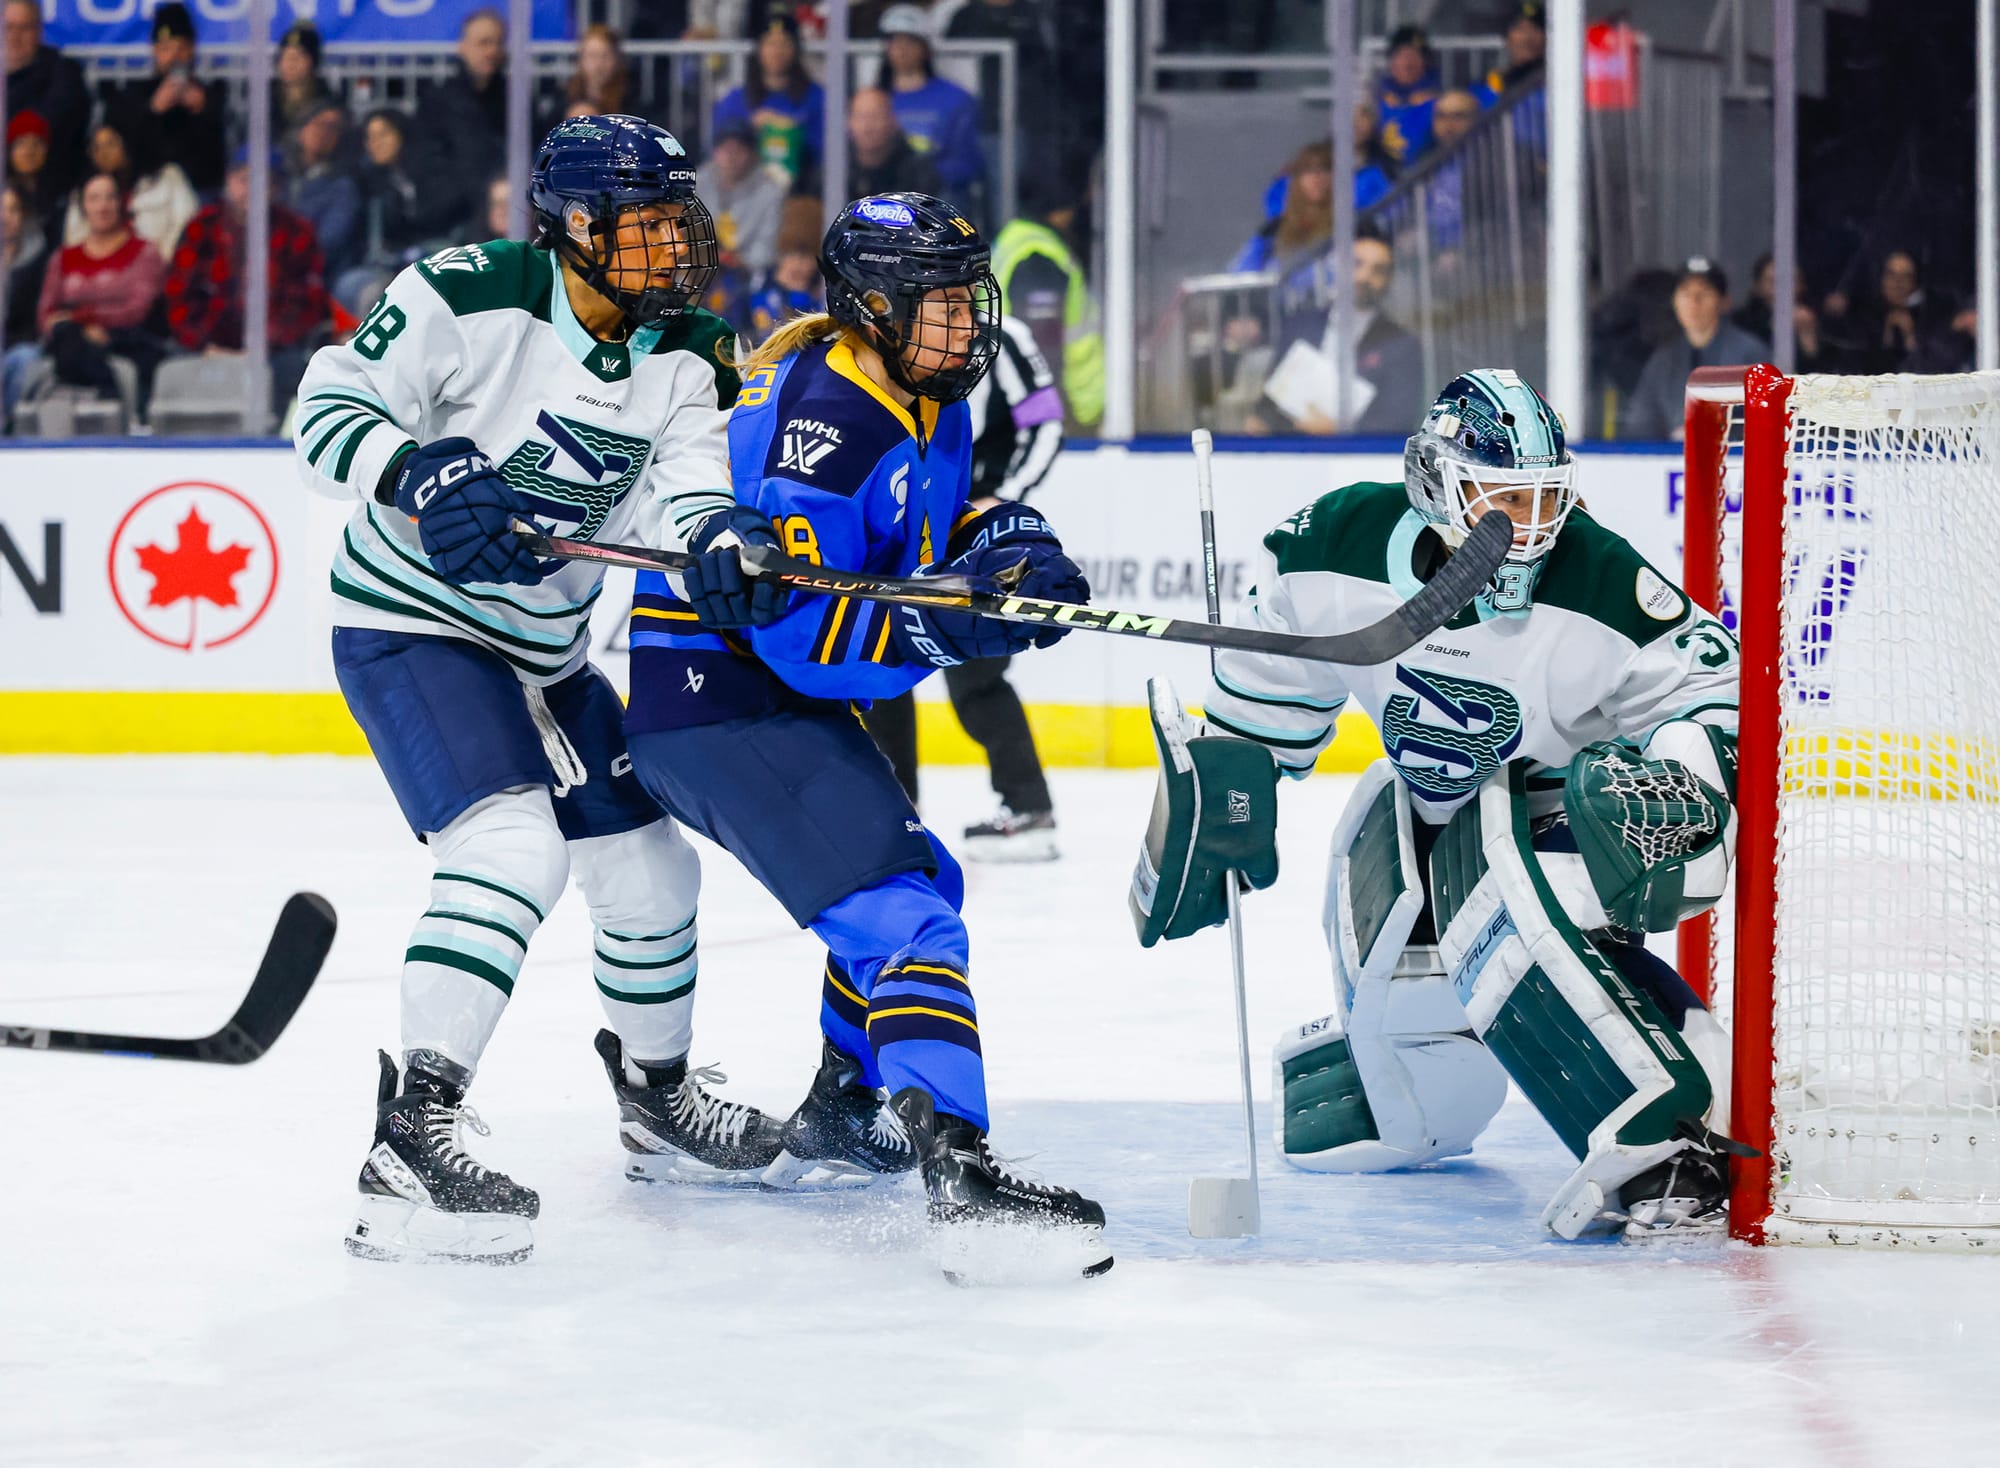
[294, 116, 785, 1264]
[1132, 369, 1747, 1239]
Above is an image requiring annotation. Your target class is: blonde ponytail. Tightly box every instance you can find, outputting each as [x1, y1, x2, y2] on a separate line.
[732, 312, 847, 376]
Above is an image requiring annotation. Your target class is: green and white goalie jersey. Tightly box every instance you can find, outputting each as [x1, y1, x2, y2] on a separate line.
[293, 240, 740, 684]
[1203, 480, 1740, 821]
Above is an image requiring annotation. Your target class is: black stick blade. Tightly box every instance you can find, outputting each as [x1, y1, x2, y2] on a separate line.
[0, 893, 336, 1063]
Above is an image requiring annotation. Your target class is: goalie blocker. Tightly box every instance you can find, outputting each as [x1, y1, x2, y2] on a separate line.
[1277, 725, 1744, 1239]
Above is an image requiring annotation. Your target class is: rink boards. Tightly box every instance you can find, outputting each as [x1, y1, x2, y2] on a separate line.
[0, 441, 1694, 760]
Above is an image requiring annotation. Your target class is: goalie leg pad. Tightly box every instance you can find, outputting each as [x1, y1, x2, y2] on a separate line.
[1432, 767, 1715, 1238]
[1277, 761, 1507, 1172]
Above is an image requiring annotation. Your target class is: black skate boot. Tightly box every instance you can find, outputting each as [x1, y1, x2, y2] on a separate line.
[1617, 1145, 1730, 1238]
[893, 1088, 1113, 1278]
[344, 1049, 538, 1264]
[596, 1028, 786, 1184]
[762, 1039, 919, 1188]
[961, 805, 1059, 864]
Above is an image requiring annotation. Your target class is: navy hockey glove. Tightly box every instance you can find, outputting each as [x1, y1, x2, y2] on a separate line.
[392, 437, 543, 586]
[944, 502, 1090, 649]
[681, 507, 790, 628]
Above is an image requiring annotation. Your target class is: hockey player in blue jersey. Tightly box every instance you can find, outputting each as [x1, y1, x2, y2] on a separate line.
[622, 193, 1111, 1269]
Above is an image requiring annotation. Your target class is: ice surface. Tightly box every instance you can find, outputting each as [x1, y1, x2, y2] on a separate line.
[3, 757, 1998, 1466]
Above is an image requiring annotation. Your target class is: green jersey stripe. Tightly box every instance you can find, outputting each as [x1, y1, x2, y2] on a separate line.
[1205, 709, 1331, 750]
[360, 505, 603, 622]
[332, 418, 383, 483]
[327, 572, 577, 678]
[303, 389, 395, 418]
[340, 526, 589, 653]
[306, 410, 371, 468]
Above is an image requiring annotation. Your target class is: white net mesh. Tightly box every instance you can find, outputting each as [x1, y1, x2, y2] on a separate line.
[1712, 372, 2000, 1245]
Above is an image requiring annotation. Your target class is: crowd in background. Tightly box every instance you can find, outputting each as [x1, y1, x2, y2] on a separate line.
[2, 0, 1987, 441]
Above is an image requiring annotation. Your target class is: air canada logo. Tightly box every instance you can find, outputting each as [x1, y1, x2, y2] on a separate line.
[108, 482, 279, 651]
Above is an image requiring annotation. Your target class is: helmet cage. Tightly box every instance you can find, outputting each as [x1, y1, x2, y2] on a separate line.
[541, 192, 719, 332]
[1406, 434, 1578, 565]
[832, 264, 1001, 404]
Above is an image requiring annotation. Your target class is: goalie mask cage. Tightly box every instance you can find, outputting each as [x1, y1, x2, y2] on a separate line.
[1680, 363, 2000, 1247]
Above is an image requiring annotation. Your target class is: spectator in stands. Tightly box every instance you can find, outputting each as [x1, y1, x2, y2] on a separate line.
[1243, 230, 1423, 437]
[1907, 304, 1979, 375]
[409, 8, 510, 240]
[287, 100, 362, 283]
[6, 109, 60, 244]
[876, 5, 985, 208]
[1430, 90, 1481, 152]
[485, 175, 517, 241]
[746, 197, 825, 342]
[1232, 141, 1332, 283]
[62, 120, 199, 263]
[562, 24, 638, 119]
[993, 174, 1102, 428]
[1392, 90, 1481, 251]
[948, 0, 1064, 151]
[35, 172, 168, 422]
[1623, 256, 1768, 439]
[337, 108, 450, 314]
[3, 178, 51, 426]
[713, 15, 825, 190]
[1373, 25, 1440, 169]
[165, 148, 329, 409]
[1823, 250, 1950, 375]
[1478, 2, 1547, 102]
[273, 22, 339, 135]
[1590, 265, 1678, 426]
[846, 87, 944, 198]
[1732, 252, 1825, 370]
[5, 0, 90, 200]
[697, 121, 783, 322]
[103, 5, 227, 196]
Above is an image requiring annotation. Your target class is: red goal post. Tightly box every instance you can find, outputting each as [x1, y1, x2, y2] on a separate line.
[1678, 363, 2000, 1247]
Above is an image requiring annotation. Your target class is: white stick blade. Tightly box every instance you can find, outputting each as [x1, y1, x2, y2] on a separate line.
[1188, 1177, 1261, 1238]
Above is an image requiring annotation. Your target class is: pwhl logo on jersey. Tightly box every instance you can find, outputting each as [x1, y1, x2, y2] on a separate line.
[1379, 665, 1523, 801]
[108, 482, 279, 652]
[779, 418, 841, 477]
[501, 410, 651, 540]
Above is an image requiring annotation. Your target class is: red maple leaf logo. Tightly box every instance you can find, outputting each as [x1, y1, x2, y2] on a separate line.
[133, 507, 253, 609]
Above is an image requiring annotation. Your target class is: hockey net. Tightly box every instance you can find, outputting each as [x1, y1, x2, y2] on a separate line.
[1681, 364, 2000, 1247]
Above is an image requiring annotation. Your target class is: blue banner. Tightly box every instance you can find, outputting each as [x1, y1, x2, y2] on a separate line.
[40, 1, 574, 48]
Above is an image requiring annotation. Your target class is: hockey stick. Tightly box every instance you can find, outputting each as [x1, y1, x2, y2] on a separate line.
[0, 893, 336, 1063]
[1185, 429, 1262, 1240]
[511, 509, 1514, 667]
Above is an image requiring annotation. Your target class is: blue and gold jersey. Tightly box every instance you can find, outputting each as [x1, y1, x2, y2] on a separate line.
[626, 335, 976, 731]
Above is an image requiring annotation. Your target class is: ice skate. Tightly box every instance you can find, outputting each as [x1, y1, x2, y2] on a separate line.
[596, 1028, 785, 1183]
[893, 1088, 1113, 1280]
[961, 805, 1059, 863]
[344, 1050, 538, 1265]
[1617, 1146, 1729, 1239]
[762, 1039, 919, 1189]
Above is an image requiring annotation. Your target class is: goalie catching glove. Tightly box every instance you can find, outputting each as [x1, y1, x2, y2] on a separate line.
[1130, 678, 1281, 946]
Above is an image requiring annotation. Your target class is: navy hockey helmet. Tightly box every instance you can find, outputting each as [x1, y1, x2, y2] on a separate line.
[820, 192, 1000, 403]
[529, 114, 717, 330]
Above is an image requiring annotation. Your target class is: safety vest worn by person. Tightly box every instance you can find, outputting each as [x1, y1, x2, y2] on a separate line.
[990, 218, 1102, 428]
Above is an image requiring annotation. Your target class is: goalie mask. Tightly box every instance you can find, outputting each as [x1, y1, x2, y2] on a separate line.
[529, 114, 719, 332]
[1404, 369, 1577, 613]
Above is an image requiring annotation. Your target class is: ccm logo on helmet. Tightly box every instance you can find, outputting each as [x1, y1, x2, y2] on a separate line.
[856, 198, 916, 227]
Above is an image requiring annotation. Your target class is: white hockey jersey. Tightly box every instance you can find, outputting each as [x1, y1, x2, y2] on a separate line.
[1204, 481, 1740, 824]
[293, 239, 739, 684]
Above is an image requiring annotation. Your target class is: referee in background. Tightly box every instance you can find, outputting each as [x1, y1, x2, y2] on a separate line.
[861, 312, 1067, 861]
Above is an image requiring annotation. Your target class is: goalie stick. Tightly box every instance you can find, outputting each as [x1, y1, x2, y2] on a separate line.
[511, 509, 1515, 667]
[0, 893, 336, 1063]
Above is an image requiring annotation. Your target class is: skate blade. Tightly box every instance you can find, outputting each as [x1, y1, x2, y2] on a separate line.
[960, 832, 1059, 864]
[622, 1135, 775, 1187]
[1621, 1207, 1729, 1243]
[759, 1148, 899, 1192]
[931, 1217, 1114, 1286]
[343, 1193, 533, 1265]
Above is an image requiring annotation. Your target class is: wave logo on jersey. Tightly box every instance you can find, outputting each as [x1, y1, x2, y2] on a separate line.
[1379, 665, 1523, 802]
[497, 410, 651, 540]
